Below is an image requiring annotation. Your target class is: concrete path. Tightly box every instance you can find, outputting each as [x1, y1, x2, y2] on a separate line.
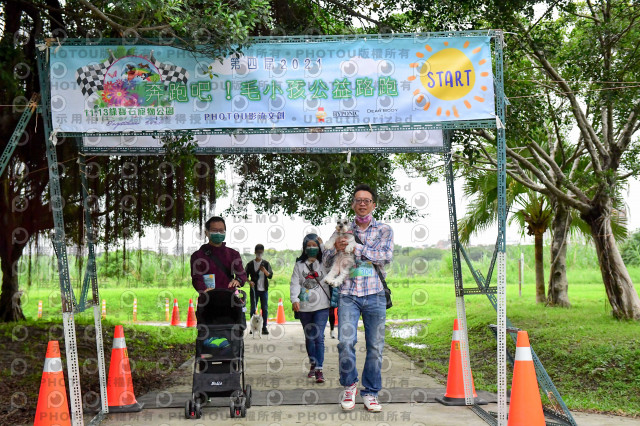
[101, 323, 640, 425]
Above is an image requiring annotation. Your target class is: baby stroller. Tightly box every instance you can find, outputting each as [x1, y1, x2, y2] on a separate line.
[185, 288, 251, 419]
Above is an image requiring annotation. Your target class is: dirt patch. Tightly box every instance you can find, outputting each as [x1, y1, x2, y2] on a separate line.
[0, 322, 192, 425]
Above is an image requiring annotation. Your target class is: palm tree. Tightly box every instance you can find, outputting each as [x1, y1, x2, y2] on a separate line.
[459, 173, 552, 303]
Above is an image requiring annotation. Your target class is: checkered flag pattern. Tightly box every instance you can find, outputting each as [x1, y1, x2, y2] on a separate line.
[150, 52, 189, 86]
[75, 58, 114, 97]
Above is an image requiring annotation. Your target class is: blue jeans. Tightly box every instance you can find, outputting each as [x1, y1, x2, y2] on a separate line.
[249, 288, 268, 327]
[297, 308, 330, 369]
[337, 291, 386, 396]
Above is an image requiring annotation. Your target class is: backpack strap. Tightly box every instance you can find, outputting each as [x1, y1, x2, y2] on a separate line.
[203, 248, 234, 281]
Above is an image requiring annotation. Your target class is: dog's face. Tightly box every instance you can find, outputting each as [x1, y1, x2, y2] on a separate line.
[335, 217, 351, 233]
[251, 314, 262, 325]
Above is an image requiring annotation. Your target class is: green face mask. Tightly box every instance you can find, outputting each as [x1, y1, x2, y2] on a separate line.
[306, 247, 319, 257]
[209, 232, 226, 244]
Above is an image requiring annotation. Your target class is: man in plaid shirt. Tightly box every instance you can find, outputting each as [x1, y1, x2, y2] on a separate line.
[323, 183, 394, 412]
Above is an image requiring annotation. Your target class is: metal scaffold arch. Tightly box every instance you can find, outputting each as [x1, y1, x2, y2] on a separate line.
[4, 30, 576, 425]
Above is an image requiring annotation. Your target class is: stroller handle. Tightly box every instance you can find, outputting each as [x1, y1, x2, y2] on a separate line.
[201, 288, 246, 306]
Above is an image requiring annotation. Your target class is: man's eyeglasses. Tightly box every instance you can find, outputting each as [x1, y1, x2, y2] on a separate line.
[354, 198, 373, 205]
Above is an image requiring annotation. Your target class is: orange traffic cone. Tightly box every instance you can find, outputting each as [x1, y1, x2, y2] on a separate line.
[435, 319, 486, 406]
[34, 341, 71, 426]
[107, 325, 143, 412]
[170, 298, 180, 326]
[132, 298, 137, 323]
[276, 298, 286, 324]
[508, 331, 545, 425]
[186, 298, 197, 327]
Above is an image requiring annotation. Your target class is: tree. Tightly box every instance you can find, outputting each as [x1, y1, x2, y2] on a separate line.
[476, 0, 640, 319]
[225, 153, 418, 224]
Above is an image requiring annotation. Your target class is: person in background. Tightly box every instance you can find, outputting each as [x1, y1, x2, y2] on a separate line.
[290, 234, 330, 384]
[245, 244, 273, 335]
[323, 184, 394, 412]
[190, 216, 247, 306]
[329, 306, 336, 339]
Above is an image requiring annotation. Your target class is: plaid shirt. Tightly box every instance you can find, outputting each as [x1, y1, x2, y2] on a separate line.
[324, 218, 394, 297]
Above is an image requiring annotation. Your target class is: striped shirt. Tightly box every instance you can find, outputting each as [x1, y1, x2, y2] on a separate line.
[324, 218, 394, 297]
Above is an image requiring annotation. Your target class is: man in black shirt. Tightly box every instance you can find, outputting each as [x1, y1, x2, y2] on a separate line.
[245, 244, 273, 334]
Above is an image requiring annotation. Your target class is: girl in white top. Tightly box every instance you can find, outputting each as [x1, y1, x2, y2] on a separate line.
[290, 233, 331, 383]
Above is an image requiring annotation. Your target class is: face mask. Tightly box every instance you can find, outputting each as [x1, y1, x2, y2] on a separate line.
[355, 213, 373, 224]
[256, 253, 263, 259]
[209, 232, 225, 244]
[306, 247, 319, 257]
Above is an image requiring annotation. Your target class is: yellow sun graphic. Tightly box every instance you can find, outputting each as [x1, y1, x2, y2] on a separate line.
[408, 40, 491, 118]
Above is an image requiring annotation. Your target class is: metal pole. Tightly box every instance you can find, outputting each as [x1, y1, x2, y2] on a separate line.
[36, 41, 84, 425]
[519, 252, 523, 297]
[78, 150, 109, 415]
[443, 130, 474, 406]
[494, 29, 508, 426]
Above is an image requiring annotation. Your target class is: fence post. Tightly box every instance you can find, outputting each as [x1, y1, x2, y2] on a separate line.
[518, 252, 524, 297]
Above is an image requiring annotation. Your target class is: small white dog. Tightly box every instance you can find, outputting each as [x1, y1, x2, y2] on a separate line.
[324, 218, 357, 287]
[249, 314, 263, 338]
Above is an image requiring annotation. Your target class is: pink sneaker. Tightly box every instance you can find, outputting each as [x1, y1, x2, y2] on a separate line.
[341, 383, 358, 410]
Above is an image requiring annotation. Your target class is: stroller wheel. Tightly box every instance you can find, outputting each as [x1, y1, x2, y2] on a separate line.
[229, 401, 236, 418]
[185, 399, 195, 419]
[240, 403, 247, 418]
[245, 384, 252, 408]
[194, 402, 203, 419]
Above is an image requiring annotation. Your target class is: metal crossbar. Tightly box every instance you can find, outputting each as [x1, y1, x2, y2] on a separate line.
[0, 94, 39, 177]
[52, 30, 501, 47]
[61, 119, 498, 141]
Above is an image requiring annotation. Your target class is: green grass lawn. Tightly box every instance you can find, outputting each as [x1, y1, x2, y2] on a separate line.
[384, 282, 640, 417]
[17, 277, 640, 417]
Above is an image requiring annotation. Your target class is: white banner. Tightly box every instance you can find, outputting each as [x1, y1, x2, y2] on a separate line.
[82, 129, 443, 153]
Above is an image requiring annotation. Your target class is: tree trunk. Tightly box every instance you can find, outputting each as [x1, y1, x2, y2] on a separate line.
[534, 232, 546, 303]
[547, 199, 571, 307]
[583, 208, 640, 320]
[0, 251, 26, 321]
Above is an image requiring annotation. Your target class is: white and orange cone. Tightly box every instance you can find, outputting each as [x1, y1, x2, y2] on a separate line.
[186, 298, 197, 327]
[507, 331, 545, 425]
[107, 325, 143, 413]
[165, 298, 170, 322]
[170, 298, 180, 326]
[435, 319, 486, 405]
[276, 298, 286, 324]
[34, 341, 71, 426]
[132, 298, 137, 323]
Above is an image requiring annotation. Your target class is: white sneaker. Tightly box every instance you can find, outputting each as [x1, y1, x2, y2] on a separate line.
[330, 329, 336, 339]
[363, 394, 382, 412]
[340, 383, 358, 410]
